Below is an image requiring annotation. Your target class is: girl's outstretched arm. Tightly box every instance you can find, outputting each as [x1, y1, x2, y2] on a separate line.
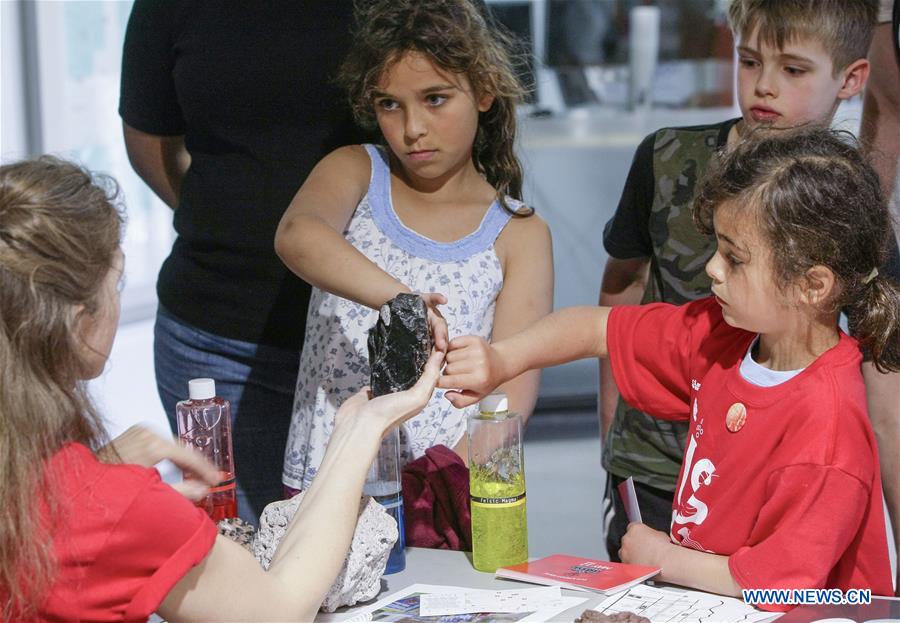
[440, 305, 612, 409]
[448, 210, 553, 459]
[274, 145, 447, 348]
[483, 212, 554, 423]
[158, 351, 444, 622]
[274, 145, 403, 307]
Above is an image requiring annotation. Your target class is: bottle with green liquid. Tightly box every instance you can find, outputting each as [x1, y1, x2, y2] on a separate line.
[468, 393, 528, 572]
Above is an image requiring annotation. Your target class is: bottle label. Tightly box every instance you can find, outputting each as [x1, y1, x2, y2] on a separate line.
[470, 492, 526, 507]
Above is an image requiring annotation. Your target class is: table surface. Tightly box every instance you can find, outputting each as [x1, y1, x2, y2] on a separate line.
[316, 547, 900, 623]
[315, 547, 607, 622]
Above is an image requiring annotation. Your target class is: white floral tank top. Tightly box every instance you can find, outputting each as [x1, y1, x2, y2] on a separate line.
[282, 144, 516, 490]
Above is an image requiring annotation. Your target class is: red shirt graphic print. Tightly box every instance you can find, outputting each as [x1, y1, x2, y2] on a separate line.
[670, 390, 715, 551]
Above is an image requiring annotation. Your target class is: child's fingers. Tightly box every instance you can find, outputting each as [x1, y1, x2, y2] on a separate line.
[437, 373, 458, 389]
[447, 334, 483, 350]
[429, 316, 449, 352]
[442, 361, 491, 385]
[419, 291, 448, 306]
[444, 345, 483, 365]
[443, 350, 488, 376]
[442, 389, 482, 409]
[420, 292, 450, 351]
[445, 336, 488, 365]
[444, 349, 465, 364]
[437, 371, 488, 392]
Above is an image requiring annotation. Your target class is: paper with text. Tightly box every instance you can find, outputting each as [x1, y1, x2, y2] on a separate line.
[419, 586, 563, 616]
[340, 583, 587, 623]
[596, 584, 778, 623]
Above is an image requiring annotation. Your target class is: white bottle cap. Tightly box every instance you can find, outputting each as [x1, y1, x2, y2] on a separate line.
[188, 378, 216, 400]
[479, 392, 509, 415]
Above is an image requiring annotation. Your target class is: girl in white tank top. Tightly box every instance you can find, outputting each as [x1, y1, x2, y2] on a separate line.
[275, 0, 554, 493]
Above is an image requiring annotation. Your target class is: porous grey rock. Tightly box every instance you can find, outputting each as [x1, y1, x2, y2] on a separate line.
[251, 493, 398, 612]
[368, 293, 433, 396]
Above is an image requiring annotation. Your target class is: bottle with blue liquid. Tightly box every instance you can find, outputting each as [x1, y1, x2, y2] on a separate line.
[364, 427, 405, 573]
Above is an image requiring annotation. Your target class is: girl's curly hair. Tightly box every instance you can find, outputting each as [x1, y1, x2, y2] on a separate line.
[339, 0, 532, 216]
[694, 126, 900, 371]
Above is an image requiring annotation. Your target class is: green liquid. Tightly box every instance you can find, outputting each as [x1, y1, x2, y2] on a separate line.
[470, 468, 528, 572]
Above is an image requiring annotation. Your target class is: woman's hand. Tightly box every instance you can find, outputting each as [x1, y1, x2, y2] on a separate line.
[438, 335, 508, 408]
[416, 291, 449, 352]
[98, 425, 219, 501]
[336, 348, 445, 433]
[619, 522, 675, 568]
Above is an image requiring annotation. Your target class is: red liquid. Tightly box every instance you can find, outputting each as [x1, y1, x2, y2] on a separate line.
[194, 473, 237, 521]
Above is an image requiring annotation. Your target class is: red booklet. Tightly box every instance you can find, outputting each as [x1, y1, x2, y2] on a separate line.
[496, 554, 660, 594]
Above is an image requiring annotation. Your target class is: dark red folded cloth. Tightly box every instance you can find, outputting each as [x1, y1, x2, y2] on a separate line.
[401, 444, 472, 551]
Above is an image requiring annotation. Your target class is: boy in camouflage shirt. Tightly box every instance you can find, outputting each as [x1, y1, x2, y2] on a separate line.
[600, 0, 900, 570]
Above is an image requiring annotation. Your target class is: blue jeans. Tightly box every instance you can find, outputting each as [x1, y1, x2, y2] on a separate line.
[154, 305, 298, 526]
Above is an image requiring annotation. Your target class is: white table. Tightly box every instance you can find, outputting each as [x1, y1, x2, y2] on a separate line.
[316, 547, 900, 623]
[315, 547, 613, 622]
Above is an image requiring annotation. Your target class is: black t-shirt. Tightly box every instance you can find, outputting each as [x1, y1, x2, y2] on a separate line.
[119, 0, 370, 349]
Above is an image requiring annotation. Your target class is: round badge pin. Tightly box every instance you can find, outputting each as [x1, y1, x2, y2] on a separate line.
[725, 402, 747, 433]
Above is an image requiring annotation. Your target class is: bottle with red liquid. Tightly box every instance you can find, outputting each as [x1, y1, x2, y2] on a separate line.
[176, 378, 237, 521]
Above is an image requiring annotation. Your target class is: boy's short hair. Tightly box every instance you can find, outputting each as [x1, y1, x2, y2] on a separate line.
[728, 0, 877, 75]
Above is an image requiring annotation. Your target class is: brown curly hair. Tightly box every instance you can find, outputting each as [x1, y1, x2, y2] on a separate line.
[338, 0, 531, 216]
[694, 126, 900, 372]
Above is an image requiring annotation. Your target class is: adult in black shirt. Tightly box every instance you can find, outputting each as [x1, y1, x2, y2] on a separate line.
[119, 0, 369, 524]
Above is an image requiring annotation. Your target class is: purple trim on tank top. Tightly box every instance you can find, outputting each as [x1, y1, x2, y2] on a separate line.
[363, 144, 514, 262]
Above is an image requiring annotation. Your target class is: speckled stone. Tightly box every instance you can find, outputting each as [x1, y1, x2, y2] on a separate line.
[368, 293, 433, 396]
[251, 493, 398, 612]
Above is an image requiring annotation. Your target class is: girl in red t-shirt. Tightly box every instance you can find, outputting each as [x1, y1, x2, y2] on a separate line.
[441, 127, 900, 606]
[0, 157, 443, 622]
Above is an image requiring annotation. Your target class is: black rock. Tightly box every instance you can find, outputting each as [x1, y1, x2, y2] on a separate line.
[367, 293, 434, 397]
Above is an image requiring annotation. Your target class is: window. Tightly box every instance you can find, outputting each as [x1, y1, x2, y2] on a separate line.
[1, 0, 171, 323]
